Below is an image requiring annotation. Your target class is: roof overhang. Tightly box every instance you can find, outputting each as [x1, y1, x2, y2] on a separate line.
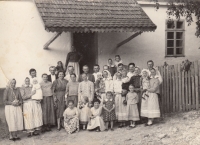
[35, 0, 157, 33]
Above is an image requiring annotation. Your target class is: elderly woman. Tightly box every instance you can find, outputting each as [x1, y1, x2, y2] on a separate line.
[3, 79, 23, 141]
[63, 100, 79, 134]
[21, 77, 43, 137]
[141, 68, 161, 126]
[52, 71, 68, 131]
[40, 74, 56, 132]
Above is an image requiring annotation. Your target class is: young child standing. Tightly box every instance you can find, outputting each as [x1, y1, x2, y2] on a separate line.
[126, 84, 140, 128]
[102, 91, 116, 131]
[31, 78, 43, 101]
[114, 55, 123, 67]
[79, 96, 91, 130]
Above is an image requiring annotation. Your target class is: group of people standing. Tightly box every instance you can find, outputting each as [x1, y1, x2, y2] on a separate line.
[3, 54, 162, 141]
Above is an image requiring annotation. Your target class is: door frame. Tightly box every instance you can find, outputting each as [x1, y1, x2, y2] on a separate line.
[71, 32, 98, 64]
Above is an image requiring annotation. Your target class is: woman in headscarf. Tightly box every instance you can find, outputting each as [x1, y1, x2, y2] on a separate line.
[21, 77, 43, 137]
[141, 68, 160, 126]
[40, 74, 56, 132]
[52, 71, 68, 131]
[3, 79, 23, 141]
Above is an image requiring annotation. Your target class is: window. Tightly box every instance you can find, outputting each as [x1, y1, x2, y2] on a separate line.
[166, 20, 185, 57]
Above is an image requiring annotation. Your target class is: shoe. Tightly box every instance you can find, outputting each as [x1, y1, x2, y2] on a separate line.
[118, 124, 123, 128]
[9, 138, 15, 141]
[33, 132, 40, 136]
[46, 128, 51, 132]
[105, 129, 108, 131]
[110, 128, 114, 131]
[27, 133, 32, 138]
[57, 128, 61, 131]
[14, 137, 21, 140]
[145, 123, 153, 126]
[130, 125, 136, 128]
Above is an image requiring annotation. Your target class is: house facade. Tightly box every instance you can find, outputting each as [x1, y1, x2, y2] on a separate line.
[0, 0, 199, 88]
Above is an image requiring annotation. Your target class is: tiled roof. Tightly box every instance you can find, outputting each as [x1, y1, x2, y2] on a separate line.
[34, 0, 157, 33]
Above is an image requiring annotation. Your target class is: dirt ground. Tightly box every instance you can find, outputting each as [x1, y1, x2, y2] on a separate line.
[1, 109, 200, 145]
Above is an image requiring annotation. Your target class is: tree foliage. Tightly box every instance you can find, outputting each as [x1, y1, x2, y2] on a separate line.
[152, 0, 200, 37]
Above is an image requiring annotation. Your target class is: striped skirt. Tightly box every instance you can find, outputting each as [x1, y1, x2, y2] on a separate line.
[115, 94, 127, 122]
[5, 105, 23, 132]
[42, 96, 56, 125]
[23, 100, 43, 130]
[141, 92, 160, 118]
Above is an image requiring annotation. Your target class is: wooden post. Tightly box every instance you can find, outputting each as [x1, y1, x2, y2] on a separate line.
[182, 71, 185, 111]
[178, 64, 182, 111]
[172, 65, 176, 112]
[43, 32, 62, 49]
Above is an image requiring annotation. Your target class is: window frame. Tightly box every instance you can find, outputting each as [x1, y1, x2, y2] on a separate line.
[165, 19, 185, 57]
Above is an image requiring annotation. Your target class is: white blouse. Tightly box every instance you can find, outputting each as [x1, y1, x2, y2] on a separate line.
[113, 79, 122, 93]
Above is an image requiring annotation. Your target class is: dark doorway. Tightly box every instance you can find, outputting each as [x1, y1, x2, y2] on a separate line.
[73, 33, 98, 74]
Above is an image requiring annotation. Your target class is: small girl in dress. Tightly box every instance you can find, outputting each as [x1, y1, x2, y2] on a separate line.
[102, 91, 116, 131]
[114, 55, 123, 67]
[32, 78, 43, 101]
[87, 98, 105, 132]
[126, 84, 140, 128]
[79, 96, 91, 130]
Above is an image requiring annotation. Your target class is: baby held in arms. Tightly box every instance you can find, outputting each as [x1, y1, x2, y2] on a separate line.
[32, 78, 43, 102]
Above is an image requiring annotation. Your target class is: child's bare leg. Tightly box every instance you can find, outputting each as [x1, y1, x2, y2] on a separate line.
[110, 121, 114, 129]
[57, 118, 60, 129]
[9, 132, 13, 139]
[105, 122, 109, 130]
[83, 125, 86, 130]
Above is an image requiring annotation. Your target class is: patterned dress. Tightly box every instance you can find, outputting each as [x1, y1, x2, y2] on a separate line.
[52, 79, 68, 119]
[78, 80, 94, 102]
[103, 98, 116, 122]
[63, 107, 79, 134]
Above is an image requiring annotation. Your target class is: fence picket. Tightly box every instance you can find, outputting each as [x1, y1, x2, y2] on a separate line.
[182, 71, 185, 111]
[178, 64, 182, 111]
[172, 66, 176, 112]
[188, 70, 191, 111]
[175, 64, 179, 111]
[194, 61, 199, 109]
[163, 65, 167, 113]
[166, 66, 169, 113]
[185, 71, 188, 111]
[191, 62, 196, 109]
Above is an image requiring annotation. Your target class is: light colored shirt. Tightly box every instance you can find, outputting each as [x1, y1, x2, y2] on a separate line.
[65, 74, 79, 82]
[93, 72, 102, 82]
[78, 80, 94, 102]
[127, 72, 135, 79]
[51, 74, 56, 82]
[63, 107, 79, 118]
[104, 78, 114, 92]
[40, 81, 53, 97]
[126, 92, 138, 105]
[66, 81, 79, 96]
[113, 79, 122, 93]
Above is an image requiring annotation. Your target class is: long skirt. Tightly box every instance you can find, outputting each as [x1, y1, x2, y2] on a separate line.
[5, 105, 23, 132]
[55, 91, 66, 119]
[23, 100, 43, 131]
[87, 116, 105, 131]
[64, 117, 79, 134]
[127, 104, 140, 121]
[67, 95, 78, 107]
[79, 106, 91, 125]
[141, 92, 160, 118]
[68, 62, 80, 79]
[42, 96, 56, 125]
[115, 94, 127, 122]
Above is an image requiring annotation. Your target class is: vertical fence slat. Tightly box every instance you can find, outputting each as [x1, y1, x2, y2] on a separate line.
[188, 70, 191, 111]
[195, 61, 199, 109]
[185, 71, 188, 111]
[163, 65, 167, 113]
[175, 64, 179, 111]
[160, 66, 165, 114]
[169, 66, 172, 112]
[172, 65, 176, 112]
[191, 62, 196, 109]
[166, 66, 170, 113]
[182, 71, 185, 111]
[178, 64, 182, 111]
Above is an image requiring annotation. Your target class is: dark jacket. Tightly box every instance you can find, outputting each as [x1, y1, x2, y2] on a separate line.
[48, 74, 58, 83]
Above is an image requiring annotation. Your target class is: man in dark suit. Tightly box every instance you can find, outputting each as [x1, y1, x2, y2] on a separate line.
[79, 65, 95, 83]
[48, 66, 57, 83]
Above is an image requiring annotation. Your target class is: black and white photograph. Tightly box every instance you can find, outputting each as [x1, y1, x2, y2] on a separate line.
[0, 0, 200, 144]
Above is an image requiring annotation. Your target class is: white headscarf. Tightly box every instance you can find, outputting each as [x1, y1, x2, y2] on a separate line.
[102, 70, 112, 80]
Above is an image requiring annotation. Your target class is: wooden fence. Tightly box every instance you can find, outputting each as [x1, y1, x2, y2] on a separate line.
[158, 60, 200, 114]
